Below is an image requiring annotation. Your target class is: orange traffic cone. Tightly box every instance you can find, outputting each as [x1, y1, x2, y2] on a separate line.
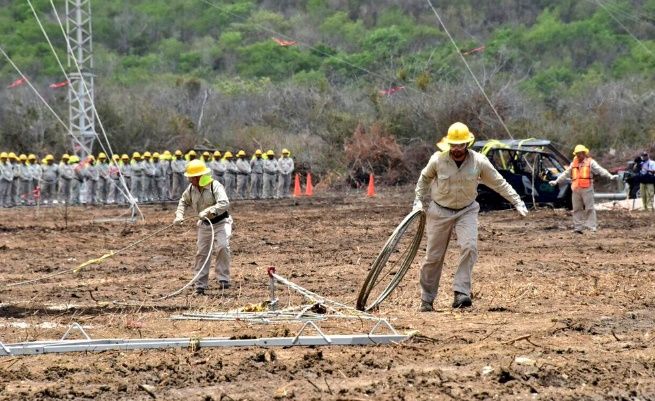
[305, 173, 314, 196]
[293, 173, 302, 197]
[366, 173, 376, 197]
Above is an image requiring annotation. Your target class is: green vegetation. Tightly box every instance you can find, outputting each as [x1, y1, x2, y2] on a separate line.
[1, 0, 654, 174]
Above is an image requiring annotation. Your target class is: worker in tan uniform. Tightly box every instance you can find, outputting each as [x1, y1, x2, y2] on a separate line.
[549, 144, 617, 233]
[174, 159, 232, 295]
[414, 122, 528, 311]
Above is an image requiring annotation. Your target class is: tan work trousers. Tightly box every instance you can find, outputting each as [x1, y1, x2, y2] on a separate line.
[572, 187, 596, 231]
[420, 201, 479, 303]
[641, 183, 654, 211]
[194, 218, 232, 290]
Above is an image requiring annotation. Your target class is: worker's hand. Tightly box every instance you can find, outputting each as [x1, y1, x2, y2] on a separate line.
[173, 215, 184, 225]
[611, 174, 619, 181]
[412, 199, 423, 212]
[515, 202, 529, 217]
[548, 180, 557, 187]
[199, 208, 212, 219]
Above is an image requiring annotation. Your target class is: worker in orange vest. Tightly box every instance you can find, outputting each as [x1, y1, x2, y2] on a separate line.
[550, 144, 618, 233]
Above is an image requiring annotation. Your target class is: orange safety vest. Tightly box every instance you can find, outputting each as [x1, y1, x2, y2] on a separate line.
[571, 157, 592, 190]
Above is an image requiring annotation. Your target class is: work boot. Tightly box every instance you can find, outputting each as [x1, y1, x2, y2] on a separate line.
[419, 300, 434, 312]
[452, 292, 472, 309]
[194, 288, 206, 296]
[573, 229, 583, 234]
[218, 280, 231, 290]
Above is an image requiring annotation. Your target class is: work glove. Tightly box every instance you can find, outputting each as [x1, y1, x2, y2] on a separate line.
[515, 202, 529, 217]
[611, 174, 619, 181]
[199, 207, 213, 219]
[412, 199, 423, 212]
[173, 215, 184, 225]
[548, 180, 557, 187]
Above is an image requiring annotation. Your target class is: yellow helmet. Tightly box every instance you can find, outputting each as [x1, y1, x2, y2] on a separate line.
[266, 150, 275, 157]
[188, 150, 197, 157]
[174, 149, 183, 156]
[573, 144, 589, 155]
[152, 152, 160, 158]
[255, 149, 262, 156]
[62, 153, 70, 160]
[121, 154, 129, 160]
[44, 154, 54, 161]
[184, 159, 211, 177]
[0, 152, 7, 158]
[98, 152, 107, 159]
[163, 150, 171, 155]
[143, 151, 152, 158]
[202, 151, 210, 158]
[68, 155, 80, 164]
[445, 122, 475, 144]
[132, 151, 141, 159]
[28, 154, 37, 161]
[214, 150, 222, 158]
[112, 154, 120, 161]
[19, 154, 27, 161]
[436, 137, 450, 152]
[236, 150, 246, 157]
[8, 152, 17, 160]
[224, 151, 233, 158]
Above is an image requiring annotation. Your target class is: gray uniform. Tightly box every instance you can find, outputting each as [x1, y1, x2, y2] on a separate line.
[59, 163, 74, 203]
[83, 162, 99, 204]
[171, 158, 187, 199]
[120, 162, 132, 203]
[17, 163, 32, 205]
[209, 159, 226, 186]
[236, 158, 251, 199]
[225, 159, 238, 199]
[130, 160, 145, 202]
[29, 163, 42, 204]
[175, 180, 232, 290]
[143, 160, 156, 202]
[40, 164, 59, 204]
[69, 164, 83, 204]
[263, 158, 278, 199]
[277, 156, 294, 198]
[152, 161, 167, 201]
[10, 162, 20, 206]
[96, 161, 110, 203]
[0, 161, 14, 207]
[250, 157, 264, 199]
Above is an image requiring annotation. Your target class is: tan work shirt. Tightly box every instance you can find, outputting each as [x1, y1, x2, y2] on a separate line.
[415, 149, 522, 209]
[175, 180, 229, 219]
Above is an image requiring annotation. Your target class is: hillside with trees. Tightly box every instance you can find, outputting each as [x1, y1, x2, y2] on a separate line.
[1, 0, 654, 182]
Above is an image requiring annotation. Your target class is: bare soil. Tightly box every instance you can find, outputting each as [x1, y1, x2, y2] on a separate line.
[1, 188, 654, 400]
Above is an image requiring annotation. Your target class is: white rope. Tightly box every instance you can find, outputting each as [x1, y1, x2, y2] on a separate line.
[424, 0, 515, 139]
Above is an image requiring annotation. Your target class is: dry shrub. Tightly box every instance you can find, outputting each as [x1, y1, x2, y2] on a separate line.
[344, 122, 409, 187]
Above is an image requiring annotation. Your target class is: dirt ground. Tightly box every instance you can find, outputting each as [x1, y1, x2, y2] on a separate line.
[1, 188, 654, 400]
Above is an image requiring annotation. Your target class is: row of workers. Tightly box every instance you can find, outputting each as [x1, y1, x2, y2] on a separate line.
[0, 148, 295, 207]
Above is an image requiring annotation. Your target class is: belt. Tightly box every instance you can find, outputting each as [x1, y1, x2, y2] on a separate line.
[433, 201, 473, 212]
[201, 211, 229, 225]
[237, 172, 249, 176]
[264, 172, 277, 175]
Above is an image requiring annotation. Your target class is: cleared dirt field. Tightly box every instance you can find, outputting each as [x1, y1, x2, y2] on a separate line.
[1, 189, 654, 400]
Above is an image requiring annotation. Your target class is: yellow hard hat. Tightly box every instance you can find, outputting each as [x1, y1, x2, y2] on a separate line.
[224, 151, 233, 158]
[143, 151, 152, 158]
[184, 159, 211, 177]
[202, 151, 210, 158]
[188, 150, 197, 157]
[266, 150, 275, 157]
[0, 152, 7, 158]
[112, 154, 120, 160]
[132, 151, 141, 159]
[45, 154, 54, 161]
[174, 149, 183, 156]
[281, 148, 290, 155]
[163, 150, 171, 155]
[8, 152, 17, 160]
[68, 155, 80, 164]
[573, 144, 589, 155]
[121, 154, 129, 160]
[152, 152, 160, 158]
[19, 154, 27, 161]
[214, 150, 222, 157]
[28, 154, 37, 160]
[98, 152, 107, 159]
[62, 153, 70, 160]
[237, 150, 246, 157]
[436, 137, 450, 152]
[445, 122, 475, 145]
[255, 149, 262, 156]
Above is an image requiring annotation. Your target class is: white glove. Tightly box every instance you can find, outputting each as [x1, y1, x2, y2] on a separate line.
[412, 199, 423, 212]
[548, 180, 557, 187]
[515, 202, 528, 217]
[173, 215, 184, 225]
[611, 174, 619, 181]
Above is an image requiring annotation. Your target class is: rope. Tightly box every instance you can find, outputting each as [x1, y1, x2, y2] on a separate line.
[424, 0, 515, 140]
[3, 217, 193, 289]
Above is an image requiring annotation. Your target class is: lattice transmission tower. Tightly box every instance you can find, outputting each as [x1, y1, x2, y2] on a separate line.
[66, 0, 96, 157]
